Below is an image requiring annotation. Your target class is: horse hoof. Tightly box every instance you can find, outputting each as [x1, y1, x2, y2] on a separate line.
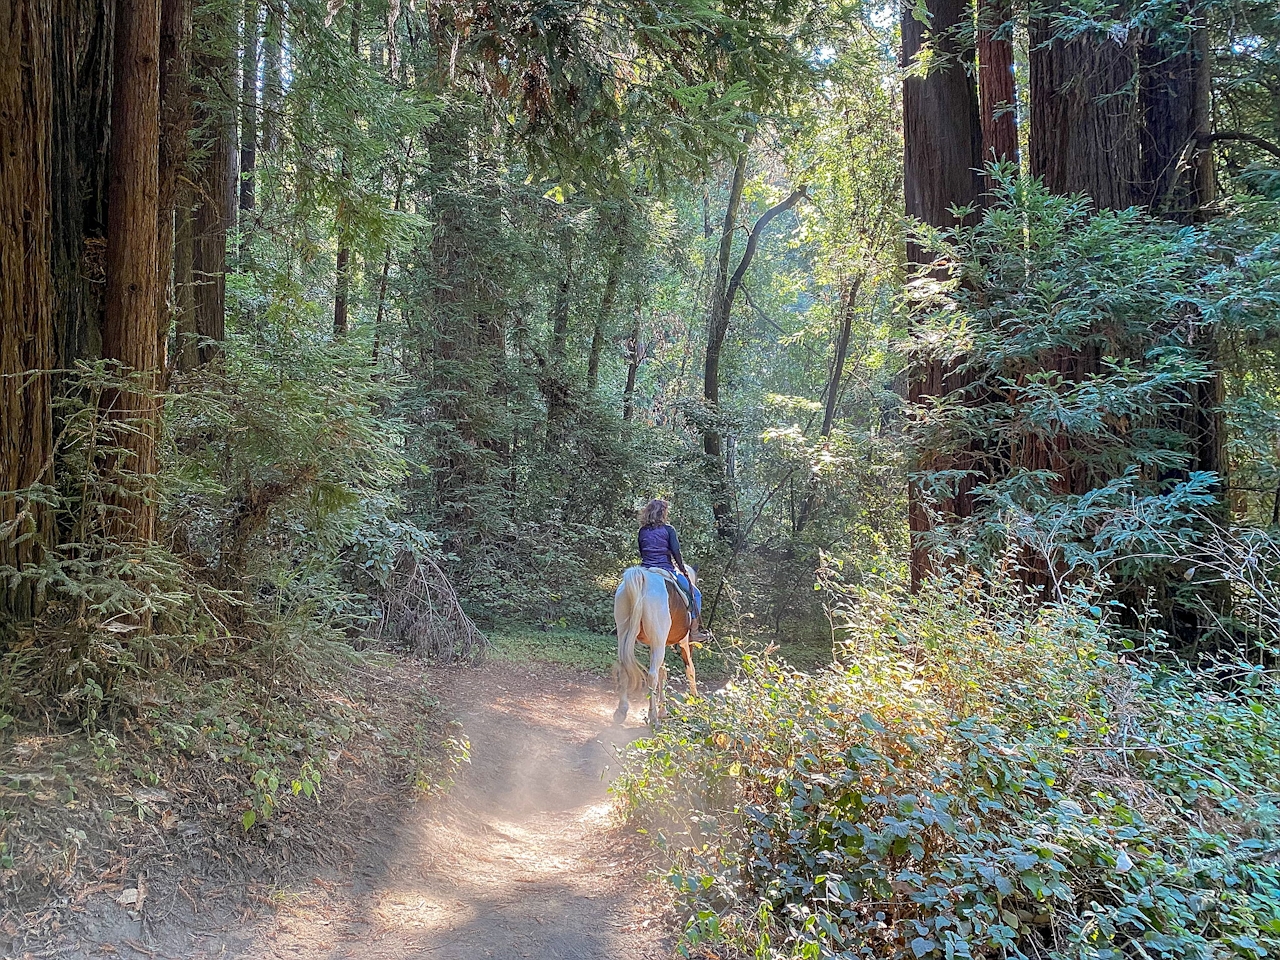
[613, 706, 628, 724]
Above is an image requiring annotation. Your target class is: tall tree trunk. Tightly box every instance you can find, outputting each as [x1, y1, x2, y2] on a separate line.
[1139, 11, 1213, 216]
[976, 0, 1018, 180]
[102, 0, 163, 543]
[703, 145, 751, 542]
[587, 213, 627, 393]
[238, 0, 257, 220]
[1, 0, 55, 620]
[174, 187, 197, 369]
[50, 0, 114, 373]
[261, 3, 281, 153]
[333, 245, 351, 336]
[1029, 5, 1140, 210]
[543, 222, 575, 428]
[903, 0, 986, 584]
[796, 277, 861, 536]
[1137, 13, 1223, 531]
[333, 0, 359, 337]
[157, 0, 192, 372]
[622, 306, 642, 422]
[189, 19, 235, 367]
[704, 139, 805, 544]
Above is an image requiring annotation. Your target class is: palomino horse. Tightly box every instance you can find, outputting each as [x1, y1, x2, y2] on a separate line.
[612, 566, 698, 727]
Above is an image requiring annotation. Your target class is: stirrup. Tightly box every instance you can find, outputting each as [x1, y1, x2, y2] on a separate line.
[688, 618, 707, 648]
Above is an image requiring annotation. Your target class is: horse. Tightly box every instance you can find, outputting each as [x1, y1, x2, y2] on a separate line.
[611, 565, 699, 727]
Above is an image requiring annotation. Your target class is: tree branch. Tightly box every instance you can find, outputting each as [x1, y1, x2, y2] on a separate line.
[1199, 131, 1280, 161]
[724, 186, 808, 309]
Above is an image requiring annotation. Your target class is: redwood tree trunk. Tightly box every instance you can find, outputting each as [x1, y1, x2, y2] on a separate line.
[0, 0, 55, 619]
[1139, 12, 1213, 216]
[902, 0, 985, 584]
[333, 1, 359, 337]
[976, 0, 1018, 179]
[261, 3, 281, 153]
[1029, 6, 1140, 210]
[49, 0, 114, 373]
[102, 0, 163, 543]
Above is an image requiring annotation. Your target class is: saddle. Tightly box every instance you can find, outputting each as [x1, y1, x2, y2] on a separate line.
[649, 568, 695, 615]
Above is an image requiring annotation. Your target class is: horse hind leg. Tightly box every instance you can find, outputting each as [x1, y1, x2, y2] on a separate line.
[646, 640, 665, 730]
[679, 639, 698, 698]
[612, 662, 629, 724]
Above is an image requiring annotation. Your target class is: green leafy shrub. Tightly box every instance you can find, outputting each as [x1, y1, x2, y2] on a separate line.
[1, 320, 460, 831]
[904, 179, 1280, 639]
[617, 574, 1280, 960]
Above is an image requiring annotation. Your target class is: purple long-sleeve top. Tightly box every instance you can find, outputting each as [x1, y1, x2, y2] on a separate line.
[638, 523, 684, 573]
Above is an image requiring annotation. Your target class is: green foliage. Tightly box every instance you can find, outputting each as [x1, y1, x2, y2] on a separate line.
[617, 574, 1280, 960]
[906, 179, 1280, 633]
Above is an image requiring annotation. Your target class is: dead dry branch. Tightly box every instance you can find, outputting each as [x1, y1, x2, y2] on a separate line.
[375, 552, 488, 663]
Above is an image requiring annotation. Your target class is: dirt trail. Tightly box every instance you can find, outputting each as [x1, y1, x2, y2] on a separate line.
[195, 662, 673, 960]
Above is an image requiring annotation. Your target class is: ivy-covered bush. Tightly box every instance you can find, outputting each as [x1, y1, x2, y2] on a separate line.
[617, 574, 1280, 960]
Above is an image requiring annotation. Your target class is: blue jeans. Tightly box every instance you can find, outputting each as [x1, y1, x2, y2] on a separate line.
[674, 573, 702, 617]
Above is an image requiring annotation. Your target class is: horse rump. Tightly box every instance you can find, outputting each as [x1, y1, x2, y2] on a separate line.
[613, 566, 649, 699]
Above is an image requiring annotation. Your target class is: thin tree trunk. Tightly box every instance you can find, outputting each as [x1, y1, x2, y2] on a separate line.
[622, 307, 642, 422]
[0, 0, 55, 619]
[334, 245, 351, 336]
[174, 187, 197, 370]
[796, 277, 860, 536]
[587, 214, 627, 393]
[190, 22, 235, 365]
[542, 223, 575, 428]
[157, 0, 192, 373]
[239, 0, 257, 220]
[103, 0, 163, 543]
[704, 137, 806, 543]
[903, 0, 985, 584]
[373, 149, 411, 362]
[333, 0, 359, 337]
[261, 3, 281, 152]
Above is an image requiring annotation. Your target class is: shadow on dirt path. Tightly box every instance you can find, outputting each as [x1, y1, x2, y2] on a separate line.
[174, 661, 674, 960]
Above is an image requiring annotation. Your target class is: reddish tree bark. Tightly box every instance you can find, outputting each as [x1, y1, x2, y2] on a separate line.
[0, 0, 56, 618]
[239, 0, 258, 219]
[976, 0, 1018, 179]
[333, 1, 360, 337]
[902, 0, 986, 584]
[102, 0, 163, 542]
[1139, 13, 1213, 216]
[1029, 6, 1141, 210]
[186, 25, 235, 368]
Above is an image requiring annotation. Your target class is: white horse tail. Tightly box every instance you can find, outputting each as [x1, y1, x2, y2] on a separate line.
[613, 567, 649, 701]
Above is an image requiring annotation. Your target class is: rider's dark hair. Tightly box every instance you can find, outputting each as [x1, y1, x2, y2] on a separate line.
[639, 498, 669, 528]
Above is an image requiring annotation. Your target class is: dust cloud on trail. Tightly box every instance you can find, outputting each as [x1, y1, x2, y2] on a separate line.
[228, 661, 673, 960]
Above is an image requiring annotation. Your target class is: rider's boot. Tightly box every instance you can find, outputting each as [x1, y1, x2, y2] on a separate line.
[689, 608, 707, 645]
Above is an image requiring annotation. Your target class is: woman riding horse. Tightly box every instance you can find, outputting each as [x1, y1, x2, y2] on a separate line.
[637, 498, 703, 634]
[612, 499, 704, 726]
